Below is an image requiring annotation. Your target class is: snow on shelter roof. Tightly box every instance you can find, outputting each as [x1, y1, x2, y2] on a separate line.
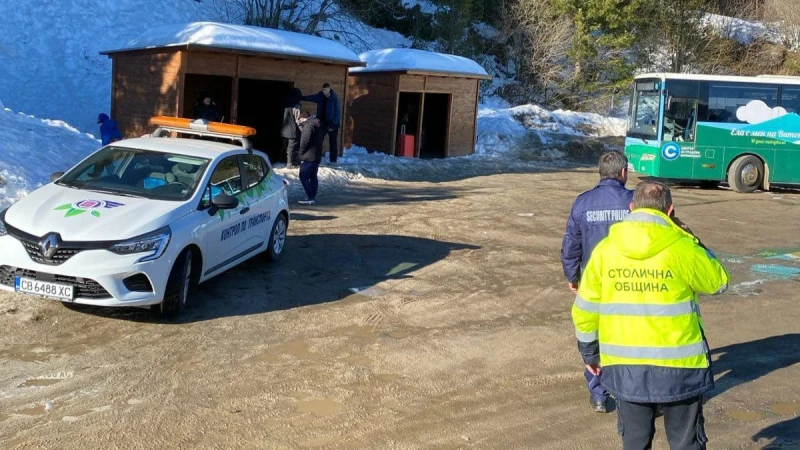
[349, 48, 491, 79]
[100, 22, 364, 66]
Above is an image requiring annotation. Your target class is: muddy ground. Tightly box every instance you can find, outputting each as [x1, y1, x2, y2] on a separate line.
[1, 163, 799, 450]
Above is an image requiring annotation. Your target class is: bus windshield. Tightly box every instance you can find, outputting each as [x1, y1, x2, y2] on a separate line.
[627, 80, 661, 141]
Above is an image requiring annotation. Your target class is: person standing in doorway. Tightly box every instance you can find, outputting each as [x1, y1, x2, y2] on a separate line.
[302, 83, 341, 163]
[281, 88, 303, 168]
[572, 181, 729, 449]
[192, 94, 221, 122]
[96, 113, 122, 146]
[561, 150, 634, 413]
[297, 111, 323, 205]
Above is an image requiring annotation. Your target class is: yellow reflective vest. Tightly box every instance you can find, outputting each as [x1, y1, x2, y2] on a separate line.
[572, 208, 729, 403]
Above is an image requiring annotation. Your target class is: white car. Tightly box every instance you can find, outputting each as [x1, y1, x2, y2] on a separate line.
[0, 117, 290, 317]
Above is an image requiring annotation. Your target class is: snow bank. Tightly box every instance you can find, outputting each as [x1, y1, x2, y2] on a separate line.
[351, 48, 490, 78]
[702, 13, 780, 46]
[113, 21, 362, 64]
[0, 108, 99, 209]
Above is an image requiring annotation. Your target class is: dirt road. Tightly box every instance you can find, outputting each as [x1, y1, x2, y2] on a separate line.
[1, 165, 799, 449]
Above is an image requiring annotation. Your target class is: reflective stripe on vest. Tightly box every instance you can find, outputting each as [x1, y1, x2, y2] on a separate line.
[601, 342, 706, 359]
[574, 294, 599, 313]
[599, 300, 698, 317]
[576, 329, 598, 343]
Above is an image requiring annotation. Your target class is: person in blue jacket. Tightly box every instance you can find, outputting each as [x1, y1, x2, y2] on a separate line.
[97, 113, 122, 146]
[561, 150, 634, 413]
[302, 83, 341, 163]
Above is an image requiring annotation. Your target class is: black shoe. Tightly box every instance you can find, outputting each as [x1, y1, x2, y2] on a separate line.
[590, 397, 609, 413]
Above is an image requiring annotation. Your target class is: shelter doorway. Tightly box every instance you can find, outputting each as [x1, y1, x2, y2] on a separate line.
[420, 93, 450, 159]
[183, 74, 233, 122]
[396, 92, 422, 156]
[236, 79, 294, 163]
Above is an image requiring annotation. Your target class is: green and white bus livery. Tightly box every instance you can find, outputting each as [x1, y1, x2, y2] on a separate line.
[625, 72, 800, 193]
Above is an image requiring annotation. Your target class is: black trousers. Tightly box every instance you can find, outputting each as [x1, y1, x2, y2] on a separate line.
[284, 137, 299, 166]
[616, 396, 707, 450]
[323, 126, 338, 162]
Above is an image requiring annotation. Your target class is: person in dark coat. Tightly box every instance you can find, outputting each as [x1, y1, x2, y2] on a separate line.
[96, 113, 122, 146]
[281, 88, 303, 167]
[192, 94, 221, 122]
[297, 111, 323, 205]
[302, 83, 341, 163]
[561, 150, 634, 413]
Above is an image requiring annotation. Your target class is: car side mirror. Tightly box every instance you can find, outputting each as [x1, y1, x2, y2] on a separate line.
[212, 193, 239, 210]
[50, 171, 65, 182]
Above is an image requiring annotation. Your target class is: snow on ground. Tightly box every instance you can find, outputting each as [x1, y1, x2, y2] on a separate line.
[702, 13, 781, 46]
[0, 107, 100, 209]
[0, 93, 628, 208]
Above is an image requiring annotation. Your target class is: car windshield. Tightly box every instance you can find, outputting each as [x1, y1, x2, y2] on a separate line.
[56, 146, 211, 201]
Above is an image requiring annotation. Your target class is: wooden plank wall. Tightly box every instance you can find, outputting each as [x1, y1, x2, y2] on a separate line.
[344, 73, 399, 155]
[348, 74, 479, 157]
[235, 55, 348, 155]
[111, 50, 350, 156]
[425, 77, 479, 157]
[112, 51, 183, 137]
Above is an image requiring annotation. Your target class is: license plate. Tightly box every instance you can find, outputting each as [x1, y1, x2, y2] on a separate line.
[15, 277, 74, 301]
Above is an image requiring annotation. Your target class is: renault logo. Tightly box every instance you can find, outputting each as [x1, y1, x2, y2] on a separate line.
[38, 233, 61, 259]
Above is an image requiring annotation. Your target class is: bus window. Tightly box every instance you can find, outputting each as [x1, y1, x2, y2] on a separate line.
[663, 97, 697, 142]
[627, 81, 660, 141]
[708, 83, 779, 123]
[780, 88, 800, 113]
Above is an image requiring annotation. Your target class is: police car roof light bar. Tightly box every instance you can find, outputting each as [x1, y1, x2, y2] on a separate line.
[148, 116, 256, 152]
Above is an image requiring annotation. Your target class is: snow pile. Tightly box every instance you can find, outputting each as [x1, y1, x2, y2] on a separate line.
[116, 21, 362, 64]
[702, 13, 780, 46]
[474, 101, 626, 157]
[400, 0, 439, 14]
[0, 107, 99, 209]
[351, 48, 490, 78]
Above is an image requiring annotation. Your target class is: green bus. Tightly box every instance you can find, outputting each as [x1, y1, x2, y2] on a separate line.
[625, 73, 800, 192]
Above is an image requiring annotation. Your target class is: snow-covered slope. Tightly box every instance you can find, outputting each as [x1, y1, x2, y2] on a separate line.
[0, 0, 213, 136]
[0, 107, 99, 209]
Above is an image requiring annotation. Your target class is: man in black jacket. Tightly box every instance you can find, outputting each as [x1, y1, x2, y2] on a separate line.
[297, 112, 323, 205]
[302, 83, 341, 163]
[281, 88, 303, 167]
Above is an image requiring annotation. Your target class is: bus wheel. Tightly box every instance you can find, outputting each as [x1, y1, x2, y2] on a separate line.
[727, 155, 764, 193]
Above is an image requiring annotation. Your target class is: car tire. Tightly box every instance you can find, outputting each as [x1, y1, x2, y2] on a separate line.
[159, 249, 192, 318]
[265, 214, 287, 262]
[727, 155, 764, 193]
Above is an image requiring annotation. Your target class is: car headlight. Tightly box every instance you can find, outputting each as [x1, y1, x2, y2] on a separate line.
[109, 226, 171, 263]
[0, 209, 8, 237]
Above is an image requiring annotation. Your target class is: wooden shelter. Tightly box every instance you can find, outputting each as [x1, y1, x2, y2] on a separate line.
[100, 22, 364, 163]
[344, 49, 491, 158]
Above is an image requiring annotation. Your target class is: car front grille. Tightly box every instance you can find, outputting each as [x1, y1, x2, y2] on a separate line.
[20, 240, 82, 265]
[0, 265, 112, 299]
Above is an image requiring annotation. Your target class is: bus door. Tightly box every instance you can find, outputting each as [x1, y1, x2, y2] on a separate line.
[660, 94, 701, 179]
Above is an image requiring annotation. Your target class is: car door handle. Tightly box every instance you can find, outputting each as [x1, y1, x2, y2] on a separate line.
[239, 207, 250, 215]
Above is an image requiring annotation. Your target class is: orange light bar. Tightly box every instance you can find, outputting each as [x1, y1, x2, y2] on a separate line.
[149, 116, 257, 137]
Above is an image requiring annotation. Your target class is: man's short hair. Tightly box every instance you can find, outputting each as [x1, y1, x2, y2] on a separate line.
[599, 151, 628, 179]
[322, 83, 331, 89]
[633, 181, 673, 213]
[299, 110, 310, 119]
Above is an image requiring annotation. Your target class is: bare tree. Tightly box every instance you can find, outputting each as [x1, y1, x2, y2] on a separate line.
[205, 0, 400, 52]
[499, 0, 572, 106]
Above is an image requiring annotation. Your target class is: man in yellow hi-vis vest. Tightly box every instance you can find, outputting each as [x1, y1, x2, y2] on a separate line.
[572, 181, 729, 450]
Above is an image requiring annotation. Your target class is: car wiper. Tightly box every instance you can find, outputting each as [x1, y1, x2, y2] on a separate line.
[85, 188, 146, 199]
